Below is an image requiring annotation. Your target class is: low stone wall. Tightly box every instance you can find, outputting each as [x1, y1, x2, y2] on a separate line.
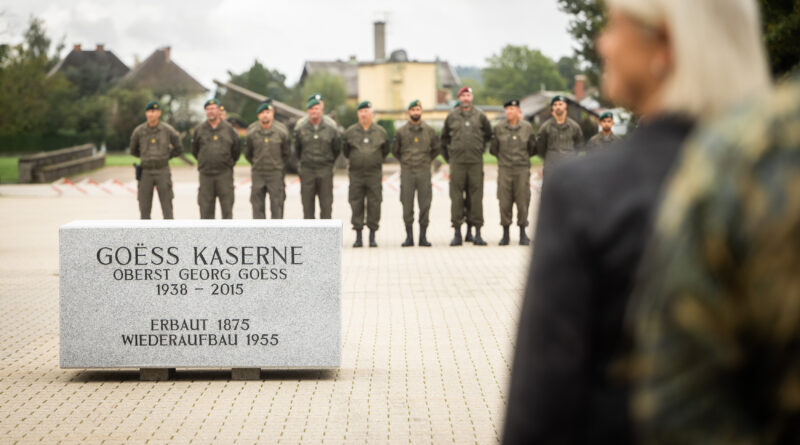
[17, 144, 97, 183]
[34, 154, 106, 183]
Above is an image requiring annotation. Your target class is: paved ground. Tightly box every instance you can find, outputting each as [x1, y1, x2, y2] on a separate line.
[0, 164, 541, 444]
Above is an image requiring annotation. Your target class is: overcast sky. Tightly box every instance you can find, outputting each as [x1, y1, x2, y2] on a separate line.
[1, 0, 576, 95]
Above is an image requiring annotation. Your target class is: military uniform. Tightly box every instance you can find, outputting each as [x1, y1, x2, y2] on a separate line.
[587, 131, 621, 148]
[490, 118, 535, 229]
[536, 117, 584, 174]
[294, 117, 340, 219]
[342, 122, 389, 231]
[629, 78, 800, 445]
[441, 106, 493, 230]
[393, 120, 439, 228]
[130, 121, 182, 219]
[191, 119, 241, 219]
[244, 121, 290, 219]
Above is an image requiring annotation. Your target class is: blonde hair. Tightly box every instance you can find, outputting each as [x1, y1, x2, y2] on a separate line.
[606, 0, 771, 118]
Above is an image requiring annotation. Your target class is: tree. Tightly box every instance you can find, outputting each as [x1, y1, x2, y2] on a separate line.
[217, 60, 290, 122]
[760, 0, 800, 76]
[482, 45, 567, 102]
[556, 0, 606, 87]
[557, 56, 582, 90]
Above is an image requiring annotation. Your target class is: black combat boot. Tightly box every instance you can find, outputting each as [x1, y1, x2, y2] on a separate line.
[418, 225, 431, 247]
[499, 225, 510, 246]
[465, 223, 474, 242]
[472, 227, 487, 246]
[401, 225, 414, 247]
[369, 229, 377, 247]
[450, 225, 463, 246]
[353, 230, 363, 248]
[519, 227, 531, 246]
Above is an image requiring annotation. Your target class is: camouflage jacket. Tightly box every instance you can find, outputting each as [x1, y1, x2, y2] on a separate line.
[587, 132, 621, 148]
[630, 77, 800, 445]
[130, 121, 182, 169]
[536, 117, 584, 170]
[293, 117, 341, 171]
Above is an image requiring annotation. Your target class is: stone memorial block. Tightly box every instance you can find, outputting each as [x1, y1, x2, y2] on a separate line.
[59, 219, 341, 369]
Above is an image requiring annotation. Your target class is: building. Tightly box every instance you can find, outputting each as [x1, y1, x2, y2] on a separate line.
[47, 44, 130, 90]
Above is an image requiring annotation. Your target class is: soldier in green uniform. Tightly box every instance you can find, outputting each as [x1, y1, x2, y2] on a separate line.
[343, 100, 389, 248]
[442, 86, 493, 246]
[191, 98, 241, 219]
[630, 77, 800, 445]
[294, 96, 341, 219]
[490, 99, 535, 246]
[393, 99, 440, 247]
[587, 111, 621, 148]
[245, 100, 290, 219]
[295, 93, 339, 130]
[130, 101, 182, 219]
[536, 95, 584, 175]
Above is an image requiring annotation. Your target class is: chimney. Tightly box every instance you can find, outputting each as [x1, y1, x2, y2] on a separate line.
[73, 44, 82, 51]
[163, 46, 171, 63]
[374, 21, 386, 61]
[96, 44, 104, 51]
[574, 74, 587, 102]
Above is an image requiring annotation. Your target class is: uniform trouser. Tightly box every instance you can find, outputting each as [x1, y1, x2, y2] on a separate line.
[138, 167, 174, 219]
[349, 170, 382, 231]
[449, 163, 484, 228]
[251, 171, 285, 219]
[300, 167, 334, 219]
[400, 167, 432, 226]
[497, 166, 531, 227]
[198, 169, 234, 219]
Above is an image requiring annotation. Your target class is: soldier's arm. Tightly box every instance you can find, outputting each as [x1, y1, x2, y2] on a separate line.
[429, 128, 441, 159]
[380, 134, 390, 159]
[191, 128, 200, 158]
[130, 128, 140, 158]
[231, 128, 242, 162]
[489, 127, 500, 157]
[168, 128, 182, 158]
[281, 133, 291, 165]
[527, 131, 536, 157]
[392, 131, 402, 161]
[332, 131, 342, 159]
[293, 129, 302, 161]
[481, 113, 493, 150]
[440, 119, 451, 162]
[243, 133, 254, 164]
[535, 128, 548, 159]
[574, 125, 585, 151]
[340, 133, 353, 159]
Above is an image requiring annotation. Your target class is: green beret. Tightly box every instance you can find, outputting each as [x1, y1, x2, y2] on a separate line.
[257, 100, 274, 114]
[307, 93, 323, 102]
[599, 111, 614, 120]
[145, 101, 160, 111]
[204, 98, 220, 108]
[306, 98, 321, 109]
[550, 95, 567, 106]
[408, 99, 421, 110]
[357, 100, 371, 111]
[503, 99, 520, 108]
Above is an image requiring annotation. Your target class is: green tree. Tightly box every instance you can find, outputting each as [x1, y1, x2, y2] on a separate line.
[760, 0, 800, 76]
[217, 60, 290, 122]
[557, 56, 582, 90]
[556, 0, 606, 87]
[482, 45, 567, 102]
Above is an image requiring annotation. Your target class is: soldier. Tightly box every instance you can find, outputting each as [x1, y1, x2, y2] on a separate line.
[442, 86, 493, 246]
[490, 99, 535, 246]
[129, 101, 182, 219]
[393, 99, 440, 247]
[536, 95, 584, 175]
[244, 99, 290, 219]
[294, 95, 341, 219]
[294, 93, 339, 130]
[342, 100, 389, 247]
[191, 98, 241, 219]
[587, 111, 621, 148]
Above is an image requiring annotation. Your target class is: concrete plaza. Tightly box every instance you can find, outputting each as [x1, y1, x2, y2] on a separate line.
[0, 164, 541, 444]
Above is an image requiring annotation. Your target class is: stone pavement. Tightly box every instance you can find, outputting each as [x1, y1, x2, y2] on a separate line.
[0, 164, 542, 444]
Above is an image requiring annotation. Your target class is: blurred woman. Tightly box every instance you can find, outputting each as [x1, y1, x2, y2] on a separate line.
[502, 0, 770, 443]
